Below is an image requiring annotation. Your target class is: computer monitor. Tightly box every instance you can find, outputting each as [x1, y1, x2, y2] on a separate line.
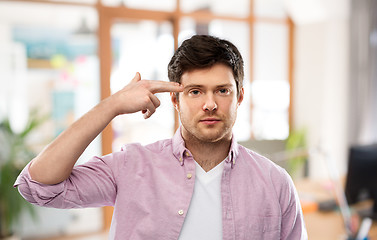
[345, 144, 377, 220]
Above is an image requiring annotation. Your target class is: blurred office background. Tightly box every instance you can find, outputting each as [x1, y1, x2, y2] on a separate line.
[0, 0, 376, 239]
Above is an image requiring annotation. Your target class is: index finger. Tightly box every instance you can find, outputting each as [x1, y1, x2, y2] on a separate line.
[147, 80, 184, 94]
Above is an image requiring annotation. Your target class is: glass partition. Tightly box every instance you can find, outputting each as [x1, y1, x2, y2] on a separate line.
[110, 20, 175, 150]
[123, 0, 176, 11]
[254, 0, 287, 19]
[101, 0, 175, 10]
[180, 0, 250, 18]
[251, 22, 290, 140]
[0, 1, 99, 160]
[48, 0, 96, 4]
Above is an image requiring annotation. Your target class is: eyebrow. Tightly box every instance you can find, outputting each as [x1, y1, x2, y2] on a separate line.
[183, 84, 202, 90]
[183, 84, 234, 90]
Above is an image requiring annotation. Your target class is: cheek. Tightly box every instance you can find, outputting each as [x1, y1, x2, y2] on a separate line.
[219, 99, 237, 112]
[179, 98, 201, 112]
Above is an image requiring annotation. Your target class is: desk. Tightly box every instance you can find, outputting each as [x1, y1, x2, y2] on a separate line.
[296, 179, 377, 240]
[304, 209, 377, 240]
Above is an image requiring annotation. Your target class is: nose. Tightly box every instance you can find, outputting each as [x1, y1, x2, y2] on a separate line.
[202, 94, 217, 112]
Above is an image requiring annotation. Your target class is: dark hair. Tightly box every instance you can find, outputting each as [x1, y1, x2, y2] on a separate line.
[168, 35, 244, 96]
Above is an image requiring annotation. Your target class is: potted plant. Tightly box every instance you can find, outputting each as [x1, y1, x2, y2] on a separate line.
[0, 111, 45, 239]
[285, 128, 308, 179]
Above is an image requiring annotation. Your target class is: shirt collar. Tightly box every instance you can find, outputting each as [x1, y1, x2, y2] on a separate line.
[172, 126, 240, 167]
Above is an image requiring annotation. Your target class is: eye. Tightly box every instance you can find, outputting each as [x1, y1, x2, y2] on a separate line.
[188, 89, 201, 96]
[217, 88, 231, 95]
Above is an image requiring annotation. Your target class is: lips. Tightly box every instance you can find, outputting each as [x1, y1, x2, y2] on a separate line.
[199, 118, 221, 125]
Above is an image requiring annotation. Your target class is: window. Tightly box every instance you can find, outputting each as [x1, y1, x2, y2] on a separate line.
[252, 22, 290, 140]
[181, 0, 250, 18]
[110, 20, 175, 148]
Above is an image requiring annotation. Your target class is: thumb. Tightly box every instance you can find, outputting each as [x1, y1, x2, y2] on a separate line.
[131, 72, 141, 83]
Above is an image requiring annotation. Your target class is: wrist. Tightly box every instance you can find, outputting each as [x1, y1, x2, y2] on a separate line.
[96, 96, 120, 119]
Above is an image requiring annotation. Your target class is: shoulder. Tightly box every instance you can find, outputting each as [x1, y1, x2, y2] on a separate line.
[236, 144, 294, 192]
[115, 138, 176, 168]
[120, 138, 173, 156]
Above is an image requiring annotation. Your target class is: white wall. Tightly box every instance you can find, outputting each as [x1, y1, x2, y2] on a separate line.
[292, 0, 350, 179]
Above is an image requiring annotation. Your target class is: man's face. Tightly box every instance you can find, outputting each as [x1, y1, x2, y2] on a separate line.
[171, 63, 244, 143]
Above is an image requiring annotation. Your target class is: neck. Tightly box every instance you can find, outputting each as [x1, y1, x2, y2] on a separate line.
[183, 132, 232, 172]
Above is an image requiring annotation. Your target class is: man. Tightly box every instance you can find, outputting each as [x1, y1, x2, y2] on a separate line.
[15, 35, 307, 239]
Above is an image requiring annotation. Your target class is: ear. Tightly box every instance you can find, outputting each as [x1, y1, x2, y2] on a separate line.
[237, 87, 244, 106]
[170, 92, 179, 111]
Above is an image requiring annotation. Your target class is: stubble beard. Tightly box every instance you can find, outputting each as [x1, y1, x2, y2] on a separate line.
[180, 113, 235, 145]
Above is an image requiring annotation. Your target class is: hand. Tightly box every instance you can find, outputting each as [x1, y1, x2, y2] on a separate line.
[110, 72, 183, 119]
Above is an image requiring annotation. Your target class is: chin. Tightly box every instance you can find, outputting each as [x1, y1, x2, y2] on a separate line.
[196, 128, 231, 143]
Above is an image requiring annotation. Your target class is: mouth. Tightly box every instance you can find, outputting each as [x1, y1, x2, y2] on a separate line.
[199, 118, 221, 125]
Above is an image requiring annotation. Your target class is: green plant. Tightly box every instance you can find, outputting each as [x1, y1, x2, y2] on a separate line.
[285, 128, 308, 177]
[0, 110, 46, 238]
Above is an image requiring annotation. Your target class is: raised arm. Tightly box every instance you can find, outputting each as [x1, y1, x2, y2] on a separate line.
[29, 73, 183, 184]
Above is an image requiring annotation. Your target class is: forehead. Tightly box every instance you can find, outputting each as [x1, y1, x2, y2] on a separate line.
[181, 64, 236, 88]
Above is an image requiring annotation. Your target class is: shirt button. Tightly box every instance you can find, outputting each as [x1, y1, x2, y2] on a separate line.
[178, 209, 184, 216]
[179, 157, 183, 162]
[185, 152, 190, 157]
[186, 173, 192, 179]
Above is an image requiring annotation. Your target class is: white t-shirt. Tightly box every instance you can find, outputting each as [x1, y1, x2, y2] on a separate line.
[178, 160, 225, 240]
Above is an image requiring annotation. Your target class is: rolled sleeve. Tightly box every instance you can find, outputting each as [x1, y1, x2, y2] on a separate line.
[14, 161, 66, 207]
[14, 153, 121, 209]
